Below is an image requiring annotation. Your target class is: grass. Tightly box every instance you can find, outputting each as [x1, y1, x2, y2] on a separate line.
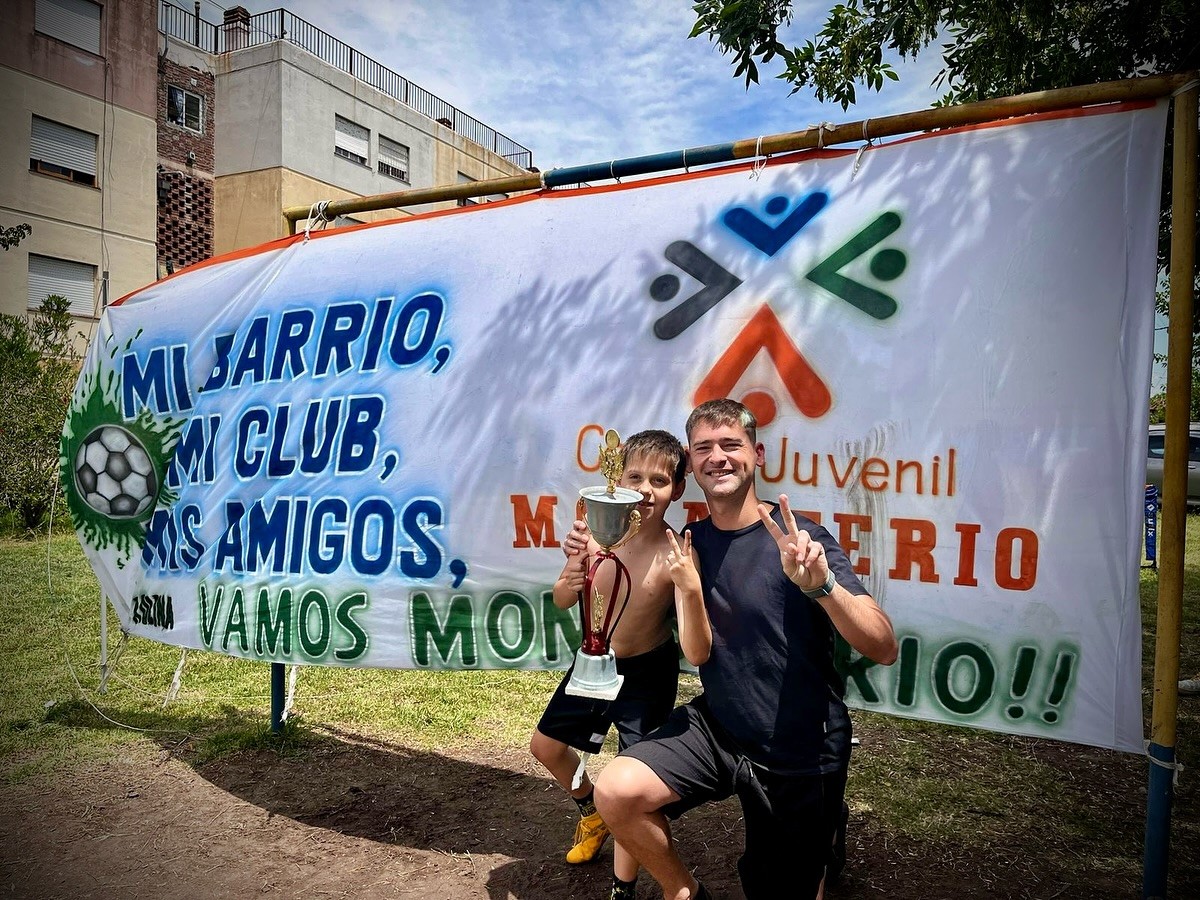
[2, 528, 1198, 892]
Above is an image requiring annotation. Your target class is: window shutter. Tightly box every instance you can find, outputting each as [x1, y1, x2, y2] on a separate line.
[35, 0, 101, 55]
[378, 136, 409, 177]
[31, 116, 97, 176]
[334, 116, 369, 161]
[28, 254, 96, 317]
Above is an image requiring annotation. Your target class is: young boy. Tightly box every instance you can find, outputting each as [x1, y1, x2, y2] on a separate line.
[530, 429, 710, 900]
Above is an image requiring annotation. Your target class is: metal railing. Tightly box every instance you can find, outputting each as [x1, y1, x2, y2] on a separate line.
[157, 2, 534, 169]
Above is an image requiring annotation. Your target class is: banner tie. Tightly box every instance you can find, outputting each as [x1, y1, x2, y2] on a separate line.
[1145, 740, 1185, 787]
[852, 118, 874, 179]
[303, 200, 331, 242]
[750, 135, 768, 180]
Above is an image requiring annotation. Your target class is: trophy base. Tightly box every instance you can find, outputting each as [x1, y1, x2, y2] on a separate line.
[564, 648, 624, 701]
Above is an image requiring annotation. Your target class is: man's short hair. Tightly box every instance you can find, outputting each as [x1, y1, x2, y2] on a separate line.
[685, 399, 757, 446]
[623, 429, 687, 485]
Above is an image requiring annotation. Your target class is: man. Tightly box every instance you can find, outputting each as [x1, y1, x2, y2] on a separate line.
[593, 399, 898, 900]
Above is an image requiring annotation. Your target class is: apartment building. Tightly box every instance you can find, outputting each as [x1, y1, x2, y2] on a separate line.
[1, 0, 535, 322]
[0, 0, 159, 321]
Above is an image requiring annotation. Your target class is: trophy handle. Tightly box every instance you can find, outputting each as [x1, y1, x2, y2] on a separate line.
[605, 509, 641, 551]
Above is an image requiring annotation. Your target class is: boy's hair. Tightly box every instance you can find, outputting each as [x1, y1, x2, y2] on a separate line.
[685, 398, 757, 445]
[622, 429, 687, 485]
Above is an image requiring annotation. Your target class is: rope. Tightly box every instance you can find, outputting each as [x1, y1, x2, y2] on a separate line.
[162, 648, 188, 707]
[282, 664, 300, 721]
[1171, 78, 1200, 96]
[852, 117, 874, 179]
[750, 135, 768, 180]
[98, 632, 129, 694]
[303, 200, 331, 241]
[811, 121, 836, 150]
[609, 161, 621, 184]
[1145, 740, 1185, 787]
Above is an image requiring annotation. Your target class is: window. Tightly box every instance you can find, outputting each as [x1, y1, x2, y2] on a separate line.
[35, 0, 101, 55]
[167, 86, 203, 133]
[334, 116, 369, 165]
[28, 254, 96, 317]
[456, 172, 478, 207]
[378, 135, 409, 182]
[30, 115, 98, 186]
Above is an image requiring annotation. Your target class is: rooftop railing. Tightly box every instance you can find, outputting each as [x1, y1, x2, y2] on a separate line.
[157, 2, 534, 169]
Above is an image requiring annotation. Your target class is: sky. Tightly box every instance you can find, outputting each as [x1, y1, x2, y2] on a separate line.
[212, 0, 949, 171]
[201, 0, 1169, 389]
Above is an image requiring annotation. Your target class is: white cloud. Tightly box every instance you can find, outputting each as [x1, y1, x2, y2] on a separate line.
[237, 0, 946, 170]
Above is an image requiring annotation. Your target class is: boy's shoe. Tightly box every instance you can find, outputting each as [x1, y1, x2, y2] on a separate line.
[1180, 678, 1200, 696]
[566, 810, 610, 863]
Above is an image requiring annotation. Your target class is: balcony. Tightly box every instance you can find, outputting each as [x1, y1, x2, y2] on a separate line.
[158, 2, 534, 169]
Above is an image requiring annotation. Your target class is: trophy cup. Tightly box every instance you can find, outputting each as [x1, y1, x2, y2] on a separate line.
[565, 429, 642, 700]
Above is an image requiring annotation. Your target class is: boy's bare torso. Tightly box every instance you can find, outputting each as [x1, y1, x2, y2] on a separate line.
[586, 523, 678, 658]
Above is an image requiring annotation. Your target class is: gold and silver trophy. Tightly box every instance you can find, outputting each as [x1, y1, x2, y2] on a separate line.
[565, 429, 642, 700]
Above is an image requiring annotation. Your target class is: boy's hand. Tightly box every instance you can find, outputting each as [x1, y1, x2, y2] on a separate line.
[563, 520, 591, 557]
[563, 555, 587, 593]
[665, 530, 700, 595]
[757, 494, 828, 594]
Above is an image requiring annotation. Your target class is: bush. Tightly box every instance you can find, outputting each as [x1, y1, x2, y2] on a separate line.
[0, 296, 81, 534]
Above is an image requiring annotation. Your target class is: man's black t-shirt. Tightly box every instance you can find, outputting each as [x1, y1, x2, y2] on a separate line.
[685, 504, 868, 775]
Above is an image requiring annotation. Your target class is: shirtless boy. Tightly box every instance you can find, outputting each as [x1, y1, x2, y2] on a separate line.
[530, 429, 710, 900]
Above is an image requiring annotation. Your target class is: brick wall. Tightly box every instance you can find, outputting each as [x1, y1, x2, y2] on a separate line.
[157, 56, 214, 273]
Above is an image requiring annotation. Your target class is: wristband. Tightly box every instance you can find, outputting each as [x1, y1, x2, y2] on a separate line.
[803, 569, 836, 599]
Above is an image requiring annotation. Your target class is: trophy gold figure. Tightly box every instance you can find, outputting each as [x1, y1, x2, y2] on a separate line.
[565, 429, 642, 700]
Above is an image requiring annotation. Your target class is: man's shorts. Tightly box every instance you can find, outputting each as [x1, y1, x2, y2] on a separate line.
[620, 695, 847, 900]
[536, 640, 679, 754]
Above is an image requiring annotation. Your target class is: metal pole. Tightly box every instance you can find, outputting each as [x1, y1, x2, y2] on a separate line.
[281, 72, 1193, 229]
[1144, 77, 1198, 900]
[270, 661, 285, 732]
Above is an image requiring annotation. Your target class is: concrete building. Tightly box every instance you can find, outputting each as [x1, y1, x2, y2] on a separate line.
[1, 0, 534, 322]
[0, 0, 160, 322]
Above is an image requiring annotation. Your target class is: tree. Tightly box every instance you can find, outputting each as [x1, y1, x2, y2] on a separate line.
[690, 0, 1199, 109]
[0, 295, 81, 533]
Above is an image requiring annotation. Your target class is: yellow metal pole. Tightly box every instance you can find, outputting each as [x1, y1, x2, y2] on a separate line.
[1145, 77, 1198, 900]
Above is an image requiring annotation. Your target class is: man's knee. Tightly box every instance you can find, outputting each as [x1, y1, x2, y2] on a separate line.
[596, 757, 666, 820]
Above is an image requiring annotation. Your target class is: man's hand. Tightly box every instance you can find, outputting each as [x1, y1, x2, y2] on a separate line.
[665, 529, 700, 596]
[562, 554, 586, 594]
[757, 494, 827, 594]
[563, 519, 591, 557]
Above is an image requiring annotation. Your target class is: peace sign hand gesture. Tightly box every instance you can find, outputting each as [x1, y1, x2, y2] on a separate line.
[757, 494, 829, 595]
[665, 529, 700, 596]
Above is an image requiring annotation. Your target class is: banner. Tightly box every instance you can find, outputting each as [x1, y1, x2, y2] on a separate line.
[62, 101, 1167, 752]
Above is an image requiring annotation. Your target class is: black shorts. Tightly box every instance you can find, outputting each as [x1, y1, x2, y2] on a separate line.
[536, 640, 680, 754]
[620, 696, 847, 900]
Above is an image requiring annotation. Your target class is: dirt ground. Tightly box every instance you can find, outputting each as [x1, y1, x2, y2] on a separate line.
[4, 717, 1184, 900]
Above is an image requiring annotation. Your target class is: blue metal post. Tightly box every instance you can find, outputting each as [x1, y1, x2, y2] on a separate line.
[270, 662, 285, 733]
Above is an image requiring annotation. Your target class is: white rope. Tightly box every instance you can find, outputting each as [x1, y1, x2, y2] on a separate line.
[162, 648, 188, 707]
[1171, 78, 1200, 96]
[852, 117, 874, 179]
[810, 121, 837, 150]
[98, 631, 129, 694]
[1145, 740, 1185, 787]
[609, 160, 621, 183]
[303, 200, 331, 241]
[682, 147, 689, 173]
[750, 135, 768, 180]
[282, 664, 300, 721]
[571, 751, 592, 791]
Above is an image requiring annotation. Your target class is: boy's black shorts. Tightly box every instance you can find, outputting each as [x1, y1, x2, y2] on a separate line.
[536, 640, 679, 753]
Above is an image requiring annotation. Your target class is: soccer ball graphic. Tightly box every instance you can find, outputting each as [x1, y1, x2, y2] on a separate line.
[73, 425, 158, 519]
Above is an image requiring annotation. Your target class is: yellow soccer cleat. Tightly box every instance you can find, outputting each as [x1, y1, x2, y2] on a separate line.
[566, 810, 610, 864]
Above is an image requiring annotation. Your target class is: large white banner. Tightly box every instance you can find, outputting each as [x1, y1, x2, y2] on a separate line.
[62, 102, 1166, 752]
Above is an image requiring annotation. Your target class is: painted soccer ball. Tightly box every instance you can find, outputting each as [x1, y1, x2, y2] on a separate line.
[73, 425, 158, 519]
